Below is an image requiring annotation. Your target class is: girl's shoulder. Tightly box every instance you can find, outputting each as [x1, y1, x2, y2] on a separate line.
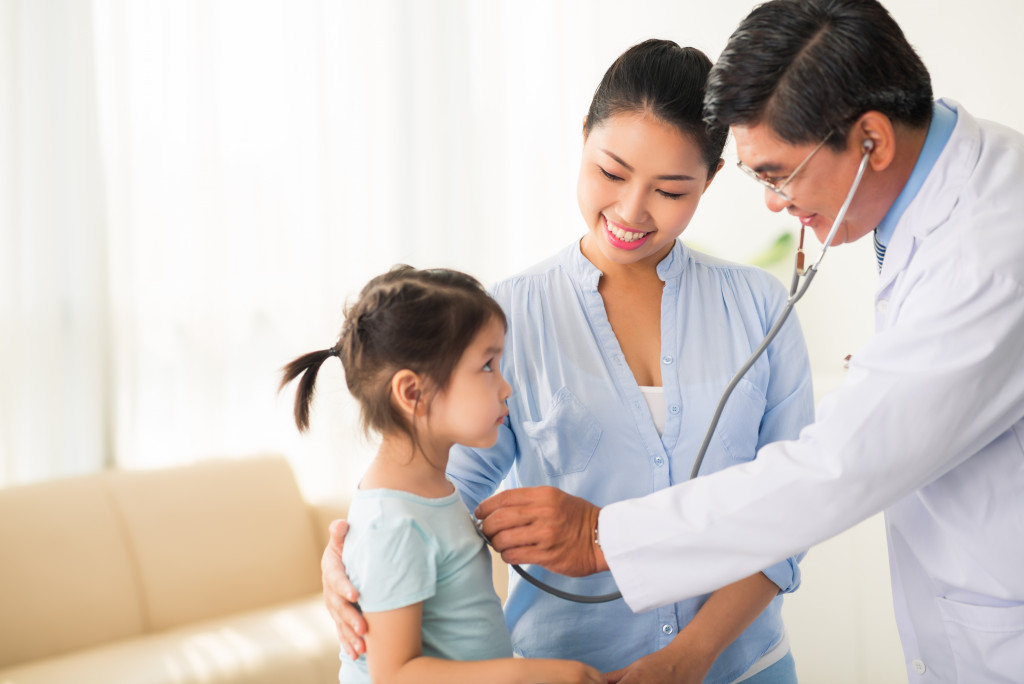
[349, 486, 463, 517]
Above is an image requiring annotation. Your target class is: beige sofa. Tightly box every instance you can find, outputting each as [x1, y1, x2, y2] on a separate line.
[0, 455, 348, 684]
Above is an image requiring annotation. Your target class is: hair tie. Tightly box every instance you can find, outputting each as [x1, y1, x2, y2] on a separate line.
[326, 346, 339, 357]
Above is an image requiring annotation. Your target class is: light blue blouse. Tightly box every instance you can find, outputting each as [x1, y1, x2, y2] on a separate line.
[447, 239, 814, 682]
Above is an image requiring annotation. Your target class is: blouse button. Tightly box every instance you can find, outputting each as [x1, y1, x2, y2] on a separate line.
[661, 624, 674, 635]
[662, 355, 674, 365]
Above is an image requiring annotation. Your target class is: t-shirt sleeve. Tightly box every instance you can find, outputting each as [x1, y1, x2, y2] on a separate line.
[345, 514, 438, 613]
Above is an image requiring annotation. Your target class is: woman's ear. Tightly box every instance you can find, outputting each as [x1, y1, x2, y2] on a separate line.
[390, 369, 425, 418]
[705, 158, 726, 191]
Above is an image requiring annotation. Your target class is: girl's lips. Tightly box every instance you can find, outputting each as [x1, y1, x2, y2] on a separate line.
[603, 216, 652, 251]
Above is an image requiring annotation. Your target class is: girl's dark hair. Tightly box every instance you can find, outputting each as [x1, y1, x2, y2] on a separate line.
[279, 265, 507, 441]
[584, 39, 728, 177]
[704, 0, 933, 149]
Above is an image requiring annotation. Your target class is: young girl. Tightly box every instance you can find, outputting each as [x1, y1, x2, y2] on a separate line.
[280, 265, 603, 684]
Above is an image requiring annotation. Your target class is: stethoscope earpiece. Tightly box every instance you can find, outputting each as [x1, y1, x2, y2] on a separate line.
[862, 139, 875, 153]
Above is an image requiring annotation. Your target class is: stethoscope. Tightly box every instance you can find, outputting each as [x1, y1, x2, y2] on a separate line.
[480, 139, 876, 604]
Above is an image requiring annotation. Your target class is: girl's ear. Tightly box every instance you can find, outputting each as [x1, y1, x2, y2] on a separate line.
[390, 369, 426, 418]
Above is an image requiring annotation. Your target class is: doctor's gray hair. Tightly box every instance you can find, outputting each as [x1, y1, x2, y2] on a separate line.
[704, 0, 933, 149]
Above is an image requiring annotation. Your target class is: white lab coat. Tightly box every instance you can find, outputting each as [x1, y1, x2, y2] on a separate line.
[600, 100, 1024, 683]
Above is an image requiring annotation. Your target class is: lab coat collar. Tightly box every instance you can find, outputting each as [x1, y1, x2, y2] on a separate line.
[878, 99, 981, 289]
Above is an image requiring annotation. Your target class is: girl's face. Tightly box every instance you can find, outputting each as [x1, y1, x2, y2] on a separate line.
[426, 315, 512, 450]
[577, 112, 716, 270]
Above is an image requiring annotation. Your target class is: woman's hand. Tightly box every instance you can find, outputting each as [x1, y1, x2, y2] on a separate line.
[523, 658, 606, 684]
[607, 571, 782, 684]
[604, 643, 713, 684]
[321, 519, 369, 659]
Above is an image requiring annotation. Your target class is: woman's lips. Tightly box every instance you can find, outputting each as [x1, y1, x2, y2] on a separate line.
[604, 216, 652, 250]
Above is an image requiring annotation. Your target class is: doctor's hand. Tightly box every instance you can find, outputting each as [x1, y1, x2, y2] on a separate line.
[321, 519, 368, 660]
[474, 486, 608, 577]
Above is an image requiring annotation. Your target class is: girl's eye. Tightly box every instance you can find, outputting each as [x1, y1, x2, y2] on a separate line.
[658, 190, 684, 200]
[482, 360, 494, 372]
[599, 166, 623, 181]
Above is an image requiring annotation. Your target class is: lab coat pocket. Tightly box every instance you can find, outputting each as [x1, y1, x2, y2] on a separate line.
[935, 596, 1024, 682]
[521, 387, 602, 478]
[716, 378, 767, 465]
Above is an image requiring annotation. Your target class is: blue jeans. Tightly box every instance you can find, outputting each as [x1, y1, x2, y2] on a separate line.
[738, 651, 797, 684]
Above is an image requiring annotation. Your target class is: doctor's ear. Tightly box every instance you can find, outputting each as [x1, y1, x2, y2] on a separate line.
[852, 111, 896, 171]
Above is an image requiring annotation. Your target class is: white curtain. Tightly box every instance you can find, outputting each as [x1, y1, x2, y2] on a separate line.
[4, 0, 1023, 502]
[1, 0, 113, 484]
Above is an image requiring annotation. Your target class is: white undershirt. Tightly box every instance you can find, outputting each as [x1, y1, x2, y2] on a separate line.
[637, 385, 790, 680]
[638, 386, 666, 436]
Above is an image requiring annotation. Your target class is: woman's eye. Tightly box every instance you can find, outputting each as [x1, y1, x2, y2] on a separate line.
[599, 167, 623, 181]
[658, 190, 684, 200]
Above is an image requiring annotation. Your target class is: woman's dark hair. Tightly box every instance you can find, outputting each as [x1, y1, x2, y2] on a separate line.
[279, 265, 507, 442]
[584, 39, 728, 177]
[704, 0, 933, 149]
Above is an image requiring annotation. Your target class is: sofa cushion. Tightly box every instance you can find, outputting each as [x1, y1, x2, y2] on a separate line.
[0, 595, 339, 684]
[105, 456, 323, 632]
[0, 476, 146, 667]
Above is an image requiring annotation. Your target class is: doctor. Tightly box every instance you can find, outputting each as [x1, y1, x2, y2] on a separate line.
[476, 0, 1024, 681]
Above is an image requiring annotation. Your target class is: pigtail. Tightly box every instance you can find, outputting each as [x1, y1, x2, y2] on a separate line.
[278, 347, 339, 432]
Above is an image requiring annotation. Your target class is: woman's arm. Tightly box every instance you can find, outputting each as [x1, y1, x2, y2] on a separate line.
[365, 603, 604, 684]
[606, 571, 779, 684]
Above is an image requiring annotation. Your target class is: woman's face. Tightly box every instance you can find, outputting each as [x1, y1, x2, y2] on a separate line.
[577, 111, 716, 270]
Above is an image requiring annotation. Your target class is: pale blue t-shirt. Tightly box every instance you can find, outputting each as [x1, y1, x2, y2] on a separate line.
[338, 486, 513, 684]
[448, 239, 815, 682]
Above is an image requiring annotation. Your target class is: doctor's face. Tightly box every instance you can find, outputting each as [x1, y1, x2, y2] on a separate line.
[732, 123, 875, 246]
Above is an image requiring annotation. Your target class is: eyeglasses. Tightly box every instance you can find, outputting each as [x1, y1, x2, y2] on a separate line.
[737, 132, 833, 202]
